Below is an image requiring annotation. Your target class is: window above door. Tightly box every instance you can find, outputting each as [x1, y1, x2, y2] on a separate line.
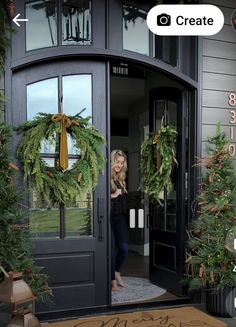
[10, 1, 197, 83]
[25, 0, 92, 51]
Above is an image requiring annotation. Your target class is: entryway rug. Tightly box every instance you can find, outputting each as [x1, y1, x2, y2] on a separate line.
[112, 277, 166, 304]
[42, 306, 227, 327]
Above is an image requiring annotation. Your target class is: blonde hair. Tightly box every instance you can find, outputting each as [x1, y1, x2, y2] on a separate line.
[111, 149, 127, 192]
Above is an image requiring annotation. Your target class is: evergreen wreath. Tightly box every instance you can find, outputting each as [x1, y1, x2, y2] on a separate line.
[16, 112, 105, 205]
[140, 125, 178, 203]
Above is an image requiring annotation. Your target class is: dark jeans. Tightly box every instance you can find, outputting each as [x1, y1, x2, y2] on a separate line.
[111, 214, 129, 280]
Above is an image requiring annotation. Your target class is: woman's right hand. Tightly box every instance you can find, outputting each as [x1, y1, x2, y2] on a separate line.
[111, 189, 122, 198]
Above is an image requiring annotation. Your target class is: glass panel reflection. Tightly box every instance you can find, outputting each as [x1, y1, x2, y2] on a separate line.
[123, 3, 150, 55]
[166, 195, 176, 231]
[63, 75, 92, 117]
[40, 133, 58, 155]
[155, 36, 178, 67]
[65, 193, 93, 237]
[62, 0, 92, 45]
[27, 78, 58, 120]
[63, 75, 92, 154]
[26, 0, 57, 51]
[29, 190, 60, 238]
[27, 78, 59, 154]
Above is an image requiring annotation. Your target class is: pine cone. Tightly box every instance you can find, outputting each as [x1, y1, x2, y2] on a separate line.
[8, 162, 19, 170]
[77, 173, 82, 183]
[47, 171, 54, 178]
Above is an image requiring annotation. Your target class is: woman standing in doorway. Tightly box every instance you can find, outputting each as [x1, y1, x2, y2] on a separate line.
[111, 150, 129, 291]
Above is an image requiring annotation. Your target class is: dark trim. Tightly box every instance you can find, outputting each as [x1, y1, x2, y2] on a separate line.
[187, 90, 198, 228]
[10, 49, 198, 90]
[37, 297, 190, 321]
[178, 90, 187, 279]
[105, 0, 110, 49]
[93, 0, 106, 48]
[194, 35, 203, 221]
[109, 0, 122, 51]
[106, 60, 112, 306]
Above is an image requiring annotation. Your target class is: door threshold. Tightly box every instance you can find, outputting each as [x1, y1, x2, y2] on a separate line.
[38, 297, 190, 322]
[110, 296, 190, 312]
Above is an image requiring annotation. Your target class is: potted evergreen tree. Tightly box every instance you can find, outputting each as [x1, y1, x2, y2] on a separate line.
[187, 125, 236, 317]
[0, 124, 52, 302]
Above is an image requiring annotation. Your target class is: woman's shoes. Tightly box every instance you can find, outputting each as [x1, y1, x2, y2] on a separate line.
[115, 271, 125, 288]
[111, 279, 120, 291]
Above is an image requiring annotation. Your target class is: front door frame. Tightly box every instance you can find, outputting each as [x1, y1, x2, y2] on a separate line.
[9, 58, 198, 318]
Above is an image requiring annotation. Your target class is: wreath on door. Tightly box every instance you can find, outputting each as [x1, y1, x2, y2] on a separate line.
[140, 125, 178, 203]
[16, 112, 105, 205]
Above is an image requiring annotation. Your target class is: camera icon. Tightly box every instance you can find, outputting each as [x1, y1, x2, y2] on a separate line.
[157, 13, 171, 26]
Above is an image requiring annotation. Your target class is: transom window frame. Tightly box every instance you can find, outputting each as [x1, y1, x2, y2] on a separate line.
[11, 1, 196, 81]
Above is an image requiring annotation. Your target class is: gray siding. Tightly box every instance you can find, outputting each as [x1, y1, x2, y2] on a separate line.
[202, 0, 236, 154]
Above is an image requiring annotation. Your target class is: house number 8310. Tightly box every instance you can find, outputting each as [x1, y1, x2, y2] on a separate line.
[229, 93, 236, 107]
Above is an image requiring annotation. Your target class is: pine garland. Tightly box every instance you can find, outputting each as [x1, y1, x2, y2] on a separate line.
[140, 125, 178, 203]
[16, 112, 105, 205]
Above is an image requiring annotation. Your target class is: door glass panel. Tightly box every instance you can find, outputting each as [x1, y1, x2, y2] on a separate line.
[27, 78, 58, 120]
[63, 74, 92, 156]
[63, 75, 92, 117]
[27, 78, 59, 238]
[123, 2, 150, 55]
[62, 0, 92, 45]
[26, 0, 57, 51]
[65, 193, 93, 237]
[27, 78, 59, 154]
[26, 75, 94, 238]
[62, 75, 93, 237]
[154, 100, 177, 232]
[29, 190, 60, 238]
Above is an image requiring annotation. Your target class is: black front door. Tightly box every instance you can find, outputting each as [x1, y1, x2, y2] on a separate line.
[149, 87, 187, 295]
[11, 61, 108, 313]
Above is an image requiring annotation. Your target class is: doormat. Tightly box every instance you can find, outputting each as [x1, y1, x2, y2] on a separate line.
[42, 306, 227, 327]
[112, 277, 166, 304]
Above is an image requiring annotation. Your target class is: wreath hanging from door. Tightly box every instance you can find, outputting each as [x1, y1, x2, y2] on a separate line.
[16, 112, 105, 205]
[140, 125, 178, 203]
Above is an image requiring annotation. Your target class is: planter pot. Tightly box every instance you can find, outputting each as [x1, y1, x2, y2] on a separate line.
[206, 286, 236, 318]
[0, 303, 11, 327]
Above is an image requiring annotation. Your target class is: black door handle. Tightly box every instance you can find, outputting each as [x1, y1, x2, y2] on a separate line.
[97, 198, 105, 241]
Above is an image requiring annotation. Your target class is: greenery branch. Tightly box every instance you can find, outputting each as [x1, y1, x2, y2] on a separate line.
[0, 124, 52, 302]
[140, 124, 178, 203]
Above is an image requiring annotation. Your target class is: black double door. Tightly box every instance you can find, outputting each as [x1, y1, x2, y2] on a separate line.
[149, 87, 187, 295]
[12, 62, 188, 313]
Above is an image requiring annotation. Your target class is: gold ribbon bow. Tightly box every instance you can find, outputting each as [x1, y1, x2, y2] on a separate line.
[52, 114, 80, 170]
